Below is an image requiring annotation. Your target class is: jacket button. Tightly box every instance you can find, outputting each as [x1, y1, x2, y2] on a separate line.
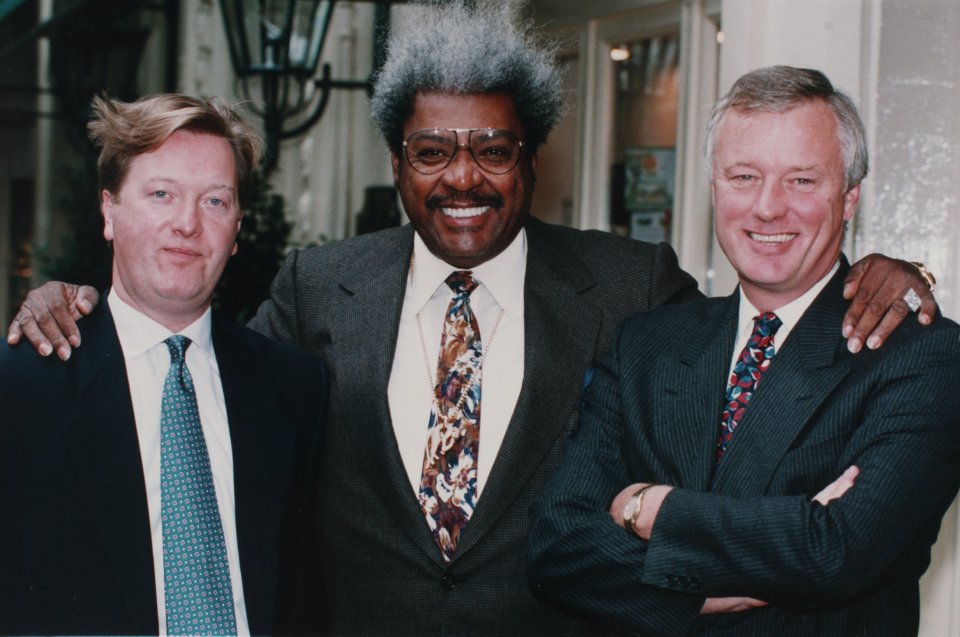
[690, 576, 702, 589]
[441, 575, 456, 590]
[665, 574, 679, 587]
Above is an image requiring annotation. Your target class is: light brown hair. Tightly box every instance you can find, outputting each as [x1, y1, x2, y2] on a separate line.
[88, 93, 263, 208]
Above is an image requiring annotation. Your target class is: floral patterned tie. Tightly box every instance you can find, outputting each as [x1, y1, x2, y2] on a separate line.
[160, 336, 237, 635]
[716, 312, 782, 462]
[418, 271, 482, 562]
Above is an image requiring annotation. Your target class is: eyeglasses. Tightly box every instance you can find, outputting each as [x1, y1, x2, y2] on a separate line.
[402, 128, 525, 175]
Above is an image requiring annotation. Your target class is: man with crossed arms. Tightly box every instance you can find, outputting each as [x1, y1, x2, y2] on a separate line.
[530, 66, 960, 636]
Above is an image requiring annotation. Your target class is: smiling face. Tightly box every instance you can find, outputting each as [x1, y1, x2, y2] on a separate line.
[711, 100, 860, 311]
[391, 91, 535, 269]
[102, 129, 241, 331]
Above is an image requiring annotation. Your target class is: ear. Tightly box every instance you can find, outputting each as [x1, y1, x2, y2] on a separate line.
[391, 150, 401, 185]
[843, 184, 861, 221]
[232, 213, 242, 256]
[101, 190, 115, 241]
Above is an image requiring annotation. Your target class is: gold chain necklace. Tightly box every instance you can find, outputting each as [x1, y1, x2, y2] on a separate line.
[410, 251, 504, 422]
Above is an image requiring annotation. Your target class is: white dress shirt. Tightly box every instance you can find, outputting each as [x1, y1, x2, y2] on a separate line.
[108, 291, 250, 637]
[728, 261, 841, 379]
[388, 229, 527, 497]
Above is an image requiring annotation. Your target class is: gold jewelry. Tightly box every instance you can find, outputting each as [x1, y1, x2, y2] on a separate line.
[415, 287, 504, 426]
[622, 483, 657, 539]
[410, 251, 505, 429]
[908, 262, 937, 292]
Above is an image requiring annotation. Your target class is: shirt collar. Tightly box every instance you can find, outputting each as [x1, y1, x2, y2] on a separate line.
[107, 289, 215, 362]
[408, 227, 527, 314]
[737, 260, 840, 345]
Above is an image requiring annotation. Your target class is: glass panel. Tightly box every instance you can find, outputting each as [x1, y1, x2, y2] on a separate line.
[301, 0, 332, 74]
[529, 54, 577, 227]
[608, 33, 680, 243]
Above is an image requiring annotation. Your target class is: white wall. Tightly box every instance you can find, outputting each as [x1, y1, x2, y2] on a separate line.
[866, 2, 960, 634]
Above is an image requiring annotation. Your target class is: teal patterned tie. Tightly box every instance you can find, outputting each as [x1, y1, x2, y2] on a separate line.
[160, 336, 237, 636]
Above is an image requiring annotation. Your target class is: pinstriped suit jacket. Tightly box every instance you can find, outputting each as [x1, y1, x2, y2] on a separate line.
[530, 260, 960, 636]
[248, 217, 701, 635]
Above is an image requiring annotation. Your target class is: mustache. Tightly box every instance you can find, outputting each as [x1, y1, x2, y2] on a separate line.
[426, 193, 504, 209]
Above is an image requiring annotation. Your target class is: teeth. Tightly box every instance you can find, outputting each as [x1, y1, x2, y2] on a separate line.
[750, 232, 795, 243]
[442, 206, 488, 218]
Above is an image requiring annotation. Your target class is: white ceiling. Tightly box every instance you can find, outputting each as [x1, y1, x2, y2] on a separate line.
[527, 0, 657, 28]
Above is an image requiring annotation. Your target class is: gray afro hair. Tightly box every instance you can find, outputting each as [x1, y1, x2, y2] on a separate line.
[371, 0, 563, 154]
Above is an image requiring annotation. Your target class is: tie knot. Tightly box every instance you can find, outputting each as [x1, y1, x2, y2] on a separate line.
[446, 270, 478, 296]
[753, 312, 782, 337]
[164, 335, 192, 363]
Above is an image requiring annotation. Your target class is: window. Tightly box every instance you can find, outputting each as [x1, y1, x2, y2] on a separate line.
[609, 33, 680, 242]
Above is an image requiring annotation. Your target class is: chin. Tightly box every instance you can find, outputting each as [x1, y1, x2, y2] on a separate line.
[158, 283, 208, 303]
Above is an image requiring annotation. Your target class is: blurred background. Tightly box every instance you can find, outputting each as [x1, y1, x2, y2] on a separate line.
[1, 0, 957, 631]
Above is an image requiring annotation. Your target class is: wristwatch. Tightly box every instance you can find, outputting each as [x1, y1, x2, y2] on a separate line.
[622, 484, 656, 538]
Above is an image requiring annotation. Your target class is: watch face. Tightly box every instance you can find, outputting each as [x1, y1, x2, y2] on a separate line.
[623, 496, 639, 523]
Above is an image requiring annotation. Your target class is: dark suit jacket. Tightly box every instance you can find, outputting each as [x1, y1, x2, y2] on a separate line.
[0, 302, 326, 636]
[529, 261, 960, 636]
[248, 217, 700, 634]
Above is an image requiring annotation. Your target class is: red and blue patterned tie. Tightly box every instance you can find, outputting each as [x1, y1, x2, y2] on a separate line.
[419, 271, 482, 562]
[716, 312, 782, 462]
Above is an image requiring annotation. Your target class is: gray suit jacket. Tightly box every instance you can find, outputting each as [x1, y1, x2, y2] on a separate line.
[249, 217, 700, 634]
[529, 261, 960, 636]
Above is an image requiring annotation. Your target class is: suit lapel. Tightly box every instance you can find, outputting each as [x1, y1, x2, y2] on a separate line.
[329, 226, 444, 560]
[455, 222, 604, 556]
[712, 264, 855, 495]
[214, 320, 302, 631]
[653, 296, 739, 491]
[62, 305, 158, 629]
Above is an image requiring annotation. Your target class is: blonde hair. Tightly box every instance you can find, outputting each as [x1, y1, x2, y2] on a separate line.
[88, 93, 263, 207]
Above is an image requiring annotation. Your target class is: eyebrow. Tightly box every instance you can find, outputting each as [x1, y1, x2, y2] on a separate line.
[143, 177, 237, 191]
[723, 162, 823, 172]
[410, 132, 451, 143]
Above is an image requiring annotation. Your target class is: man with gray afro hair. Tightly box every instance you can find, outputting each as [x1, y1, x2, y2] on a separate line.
[371, 0, 563, 154]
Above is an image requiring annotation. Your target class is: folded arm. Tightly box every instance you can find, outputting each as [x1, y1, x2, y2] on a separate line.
[528, 351, 707, 636]
[530, 312, 960, 631]
[640, 334, 960, 607]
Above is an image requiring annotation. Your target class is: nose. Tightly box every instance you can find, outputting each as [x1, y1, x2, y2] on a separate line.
[753, 179, 788, 222]
[171, 201, 202, 236]
[440, 144, 485, 190]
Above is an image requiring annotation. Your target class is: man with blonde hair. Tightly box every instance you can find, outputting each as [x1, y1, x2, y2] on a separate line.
[0, 93, 325, 635]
